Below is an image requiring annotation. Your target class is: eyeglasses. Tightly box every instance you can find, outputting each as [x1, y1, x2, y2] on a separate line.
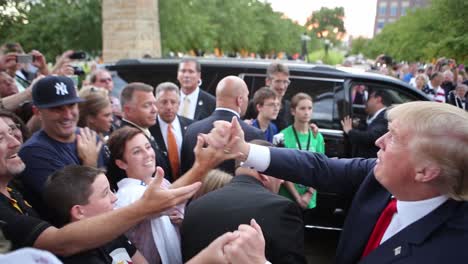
[273, 79, 291, 85]
[98, 78, 112, 83]
[8, 123, 21, 131]
[263, 102, 281, 108]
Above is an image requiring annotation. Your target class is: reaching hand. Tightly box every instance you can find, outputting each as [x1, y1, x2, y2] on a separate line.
[76, 127, 103, 167]
[30, 50, 49, 75]
[341, 116, 353, 134]
[224, 219, 267, 264]
[141, 166, 201, 215]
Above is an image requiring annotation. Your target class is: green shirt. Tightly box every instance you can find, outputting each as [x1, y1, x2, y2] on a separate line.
[275, 125, 325, 209]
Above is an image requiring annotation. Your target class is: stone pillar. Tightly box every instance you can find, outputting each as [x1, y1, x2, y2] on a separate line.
[102, 0, 161, 62]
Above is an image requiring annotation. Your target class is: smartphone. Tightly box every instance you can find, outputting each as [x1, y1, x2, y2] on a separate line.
[69, 51, 87, 60]
[16, 54, 34, 64]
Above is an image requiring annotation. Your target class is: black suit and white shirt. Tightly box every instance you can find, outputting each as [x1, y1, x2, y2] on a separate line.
[178, 87, 216, 121]
[348, 108, 388, 158]
[180, 108, 264, 175]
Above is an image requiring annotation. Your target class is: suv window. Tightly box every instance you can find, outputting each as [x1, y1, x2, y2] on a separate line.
[241, 73, 344, 129]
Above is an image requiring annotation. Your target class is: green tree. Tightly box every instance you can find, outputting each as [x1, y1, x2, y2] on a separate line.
[366, 0, 467, 64]
[350, 36, 370, 56]
[0, 0, 101, 61]
[305, 7, 345, 45]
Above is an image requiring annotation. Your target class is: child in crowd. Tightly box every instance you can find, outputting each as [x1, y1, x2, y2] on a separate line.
[273, 93, 325, 209]
[250, 87, 280, 142]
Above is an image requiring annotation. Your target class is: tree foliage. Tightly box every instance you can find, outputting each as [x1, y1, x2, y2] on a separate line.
[159, 0, 307, 57]
[1, 0, 321, 59]
[0, 0, 102, 61]
[305, 7, 345, 45]
[349, 36, 371, 56]
[365, 0, 467, 64]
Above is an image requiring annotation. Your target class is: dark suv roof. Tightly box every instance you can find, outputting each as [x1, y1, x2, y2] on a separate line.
[108, 58, 429, 100]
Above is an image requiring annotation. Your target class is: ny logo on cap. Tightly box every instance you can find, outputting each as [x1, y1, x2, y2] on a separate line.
[55, 82, 69, 96]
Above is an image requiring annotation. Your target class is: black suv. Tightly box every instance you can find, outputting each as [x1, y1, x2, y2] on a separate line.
[108, 58, 430, 229]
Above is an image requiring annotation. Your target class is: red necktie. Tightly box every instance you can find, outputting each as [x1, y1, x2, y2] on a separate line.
[167, 124, 180, 180]
[361, 198, 397, 258]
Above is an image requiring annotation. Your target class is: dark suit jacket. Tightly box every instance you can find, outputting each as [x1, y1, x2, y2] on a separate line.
[181, 175, 306, 264]
[348, 109, 388, 158]
[106, 120, 171, 190]
[264, 148, 468, 264]
[193, 89, 216, 121]
[180, 109, 264, 174]
[148, 115, 193, 182]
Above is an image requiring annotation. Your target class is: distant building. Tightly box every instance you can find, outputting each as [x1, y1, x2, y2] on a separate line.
[373, 0, 428, 36]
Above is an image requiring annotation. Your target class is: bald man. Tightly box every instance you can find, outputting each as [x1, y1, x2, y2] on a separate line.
[180, 76, 264, 174]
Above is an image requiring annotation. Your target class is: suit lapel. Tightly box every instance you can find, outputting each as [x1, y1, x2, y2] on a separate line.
[150, 119, 168, 153]
[360, 199, 460, 264]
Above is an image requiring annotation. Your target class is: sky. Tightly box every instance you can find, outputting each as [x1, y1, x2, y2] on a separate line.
[265, 0, 378, 39]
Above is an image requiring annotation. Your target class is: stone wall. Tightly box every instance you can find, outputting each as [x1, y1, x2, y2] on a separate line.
[102, 0, 161, 62]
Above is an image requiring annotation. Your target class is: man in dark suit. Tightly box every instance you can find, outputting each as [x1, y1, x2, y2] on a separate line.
[150, 82, 193, 182]
[342, 89, 392, 158]
[109, 82, 170, 189]
[180, 76, 264, 175]
[181, 140, 306, 264]
[177, 58, 216, 121]
[207, 101, 468, 264]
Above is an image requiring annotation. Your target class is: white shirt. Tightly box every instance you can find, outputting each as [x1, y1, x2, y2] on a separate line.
[157, 115, 183, 156]
[178, 87, 200, 120]
[215, 107, 240, 118]
[367, 107, 387, 125]
[122, 118, 153, 140]
[242, 144, 450, 243]
[381, 195, 448, 243]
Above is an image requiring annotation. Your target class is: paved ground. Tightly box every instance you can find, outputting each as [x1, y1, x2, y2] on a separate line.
[304, 228, 341, 263]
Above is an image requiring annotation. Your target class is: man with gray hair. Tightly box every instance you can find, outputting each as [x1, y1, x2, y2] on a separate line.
[447, 84, 467, 110]
[150, 82, 193, 182]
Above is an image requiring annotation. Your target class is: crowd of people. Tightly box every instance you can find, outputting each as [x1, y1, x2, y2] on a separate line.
[0, 42, 467, 264]
[372, 54, 468, 110]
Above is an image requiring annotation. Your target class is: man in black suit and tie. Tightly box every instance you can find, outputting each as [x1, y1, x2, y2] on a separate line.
[150, 82, 193, 182]
[180, 76, 264, 175]
[181, 139, 306, 264]
[177, 58, 216, 121]
[207, 101, 468, 264]
[108, 82, 170, 188]
[342, 89, 392, 158]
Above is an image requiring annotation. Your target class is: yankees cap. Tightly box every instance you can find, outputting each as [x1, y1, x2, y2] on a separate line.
[32, 76, 84, 108]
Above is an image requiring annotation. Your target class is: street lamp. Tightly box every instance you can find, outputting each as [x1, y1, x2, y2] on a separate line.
[301, 33, 311, 62]
[324, 39, 331, 57]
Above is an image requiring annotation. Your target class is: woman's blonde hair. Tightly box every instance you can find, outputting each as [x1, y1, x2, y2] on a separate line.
[193, 169, 233, 200]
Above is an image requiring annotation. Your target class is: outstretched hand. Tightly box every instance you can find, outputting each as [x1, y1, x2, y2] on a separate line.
[77, 127, 103, 167]
[224, 219, 267, 264]
[142, 166, 201, 215]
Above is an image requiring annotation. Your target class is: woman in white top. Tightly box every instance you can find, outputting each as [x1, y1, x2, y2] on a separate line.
[108, 126, 183, 264]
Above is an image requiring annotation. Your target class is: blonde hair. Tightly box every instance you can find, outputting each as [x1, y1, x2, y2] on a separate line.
[79, 85, 108, 98]
[387, 101, 468, 201]
[193, 169, 233, 199]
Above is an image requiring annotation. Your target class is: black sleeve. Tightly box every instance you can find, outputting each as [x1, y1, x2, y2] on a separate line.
[0, 206, 51, 249]
[119, 235, 137, 258]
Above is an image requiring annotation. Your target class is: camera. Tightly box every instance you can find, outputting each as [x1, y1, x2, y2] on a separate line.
[72, 66, 85, 76]
[69, 51, 87, 60]
[16, 54, 34, 64]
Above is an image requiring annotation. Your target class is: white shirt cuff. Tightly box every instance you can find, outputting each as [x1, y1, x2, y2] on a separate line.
[241, 144, 270, 172]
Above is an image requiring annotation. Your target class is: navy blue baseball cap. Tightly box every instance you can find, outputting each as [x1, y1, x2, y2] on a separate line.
[32, 76, 84, 108]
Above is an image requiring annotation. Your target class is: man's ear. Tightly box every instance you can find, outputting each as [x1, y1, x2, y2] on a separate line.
[115, 159, 128, 170]
[255, 103, 262, 113]
[258, 173, 270, 185]
[415, 163, 441, 183]
[265, 77, 272, 87]
[70, 204, 85, 221]
[32, 105, 40, 117]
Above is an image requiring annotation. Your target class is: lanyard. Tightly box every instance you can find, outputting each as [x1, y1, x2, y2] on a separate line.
[292, 126, 311, 151]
